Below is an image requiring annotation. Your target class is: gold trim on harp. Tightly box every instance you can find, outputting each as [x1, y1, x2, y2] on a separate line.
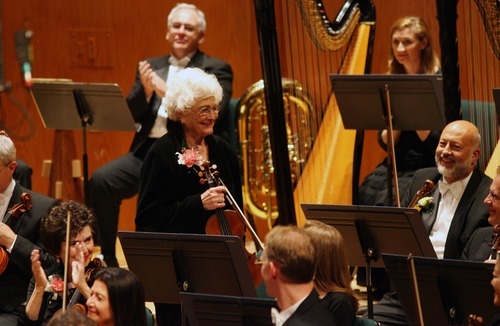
[296, 0, 371, 50]
[473, 0, 500, 59]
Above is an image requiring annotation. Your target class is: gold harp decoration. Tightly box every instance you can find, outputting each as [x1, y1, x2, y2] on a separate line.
[473, 0, 500, 60]
[296, 0, 364, 50]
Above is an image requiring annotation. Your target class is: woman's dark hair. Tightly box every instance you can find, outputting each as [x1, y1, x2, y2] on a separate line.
[93, 267, 147, 326]
[41, 200, 97, 256]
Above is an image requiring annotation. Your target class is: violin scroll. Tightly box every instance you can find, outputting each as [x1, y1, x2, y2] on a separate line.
[409, 180, 435, 209]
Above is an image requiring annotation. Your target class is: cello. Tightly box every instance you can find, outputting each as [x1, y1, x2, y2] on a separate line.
[0, 192, 32, 274]
[199, 161, 264, 287]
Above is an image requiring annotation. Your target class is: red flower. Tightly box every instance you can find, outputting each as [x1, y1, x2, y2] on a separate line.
[47, 274, 64, 296]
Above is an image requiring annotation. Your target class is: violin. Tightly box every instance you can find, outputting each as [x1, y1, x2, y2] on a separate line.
[54, 256, 103, 316]
[0, 192, 32, 275]
[199, 161, 264, 286]
[408, 179, 435, 210]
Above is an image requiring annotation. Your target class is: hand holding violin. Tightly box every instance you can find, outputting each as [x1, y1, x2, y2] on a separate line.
[201, 185, 226, 211]
[0, 222, 16, 249]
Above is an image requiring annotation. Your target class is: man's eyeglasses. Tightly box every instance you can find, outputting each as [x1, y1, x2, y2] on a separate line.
[486, 190, 500, 202]
[0, 163, 11, 174]
[193, 105, 221, 117]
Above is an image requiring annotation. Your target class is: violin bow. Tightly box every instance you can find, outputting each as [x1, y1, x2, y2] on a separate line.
[62, 211, 71, 313]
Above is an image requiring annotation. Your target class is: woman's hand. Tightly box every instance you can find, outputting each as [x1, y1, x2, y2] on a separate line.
[72, 243, 91, 299]
[30, 249, 47, 291]
[201, 185, 226, 210]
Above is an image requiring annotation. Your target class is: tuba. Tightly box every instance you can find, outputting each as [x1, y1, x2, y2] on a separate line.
[238, 78, 316, 229]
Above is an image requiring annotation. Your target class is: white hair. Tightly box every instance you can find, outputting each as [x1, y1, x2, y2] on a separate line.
[167, 3, 207, 32]
[164, 68, 223, 120]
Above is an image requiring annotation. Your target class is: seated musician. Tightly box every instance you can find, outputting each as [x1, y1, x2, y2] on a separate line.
[369, 120, 492, 325]
[260, 225, 336, 325]
[22, 201, 103, 325]
[135, 67, 242, 325]
[86, 268, 147, 326]
[358, 16, 441, 207]
[462, 173, 500, 262]
[0, 131, 58, 326]
[303, 220, 359, 326]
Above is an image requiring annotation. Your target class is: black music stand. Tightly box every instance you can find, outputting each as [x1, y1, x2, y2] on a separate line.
[383, 254, 497, 325]
[30, 81, 135, 203]
[330, 74, 446, 205]
[180, 293, 277, 326]
[117, 231, 257, 305]
[301, 203, 437, 318]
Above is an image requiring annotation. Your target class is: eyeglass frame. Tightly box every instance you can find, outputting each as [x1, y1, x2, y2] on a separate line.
[0, 162, 13, 174]
[192, 104, 221, 117]
[486, 190, 500, 202]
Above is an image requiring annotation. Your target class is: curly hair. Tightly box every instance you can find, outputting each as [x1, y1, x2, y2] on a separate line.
[163, 67, 223, 121]
[41, 200, 97, 256]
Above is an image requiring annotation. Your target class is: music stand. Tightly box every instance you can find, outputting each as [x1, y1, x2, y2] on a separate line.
[30, 81, 135, 203]
[330, 74, 446, 205]
[301, 203, 437, 318]
[180, 293, 277, 326]
[117, 231, 257, 304]
[383, 254, 496, 325]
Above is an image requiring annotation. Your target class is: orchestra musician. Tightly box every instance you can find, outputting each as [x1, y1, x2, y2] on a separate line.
[135, 67, 242, 326]
[88, 2, 233, 268]
[462, 173, 500, 262]
[22, 201, 102, 325]
[0, 131, 58, 325]
[369, 120, 492, 325]
[259, 225, 336, 325]
[303, 220, 359, 326]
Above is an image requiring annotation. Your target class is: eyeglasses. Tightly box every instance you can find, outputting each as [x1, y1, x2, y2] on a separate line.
[0, 163, 11, 174]
[486, 191, 500, 202]
[193, 104, 221, 117]
[255, 259, 269, 265]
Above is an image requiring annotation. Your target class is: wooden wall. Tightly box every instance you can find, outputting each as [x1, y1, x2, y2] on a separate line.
[1, 0, 498, 235]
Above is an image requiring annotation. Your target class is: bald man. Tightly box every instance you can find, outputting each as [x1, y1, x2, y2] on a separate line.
[371, 120, 492, 325]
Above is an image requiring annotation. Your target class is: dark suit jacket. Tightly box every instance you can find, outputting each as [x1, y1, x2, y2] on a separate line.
[283, 289, 337, 326]
[0, 184, 58, 312]
[462, 226, 495, 261]
[403, 167, 492, 259]
[126, 50, 233, 157]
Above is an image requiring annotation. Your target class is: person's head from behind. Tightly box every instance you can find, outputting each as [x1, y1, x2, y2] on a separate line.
[303, 220, 358, 307]
[166, 3, 206, 58]
[434, 120, 480, 183]
[86, 267, 146, 326]
[164, 67, 223, 139]
[484, 174, 500, 226]
[46, 309, 97, 326]
[261, 225, 316, 298]
[42, 201, 97, 268]
[388, 16, 439, 74]
[0, 130, 17, 193]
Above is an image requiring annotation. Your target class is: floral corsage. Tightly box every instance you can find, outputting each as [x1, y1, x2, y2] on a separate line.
[415, 196, 433, 213]
[176, 147, 204, 169]
[45, 274, 64, 300]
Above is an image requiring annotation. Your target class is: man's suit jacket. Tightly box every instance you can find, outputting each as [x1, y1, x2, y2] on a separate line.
[462, 226, 495, 261]
[126, 50, 233, 156]
[403, 167, 492, 259]
[0, 184, 58, 312]
[283, 289, 336, 326]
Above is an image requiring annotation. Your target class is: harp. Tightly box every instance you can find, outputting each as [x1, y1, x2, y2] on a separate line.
[252, 0, 376, 226]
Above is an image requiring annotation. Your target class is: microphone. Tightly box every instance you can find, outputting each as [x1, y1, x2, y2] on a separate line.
[15, 29, 33, 88]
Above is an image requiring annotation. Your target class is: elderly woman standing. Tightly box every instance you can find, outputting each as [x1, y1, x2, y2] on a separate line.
[135, 67, 242, 326]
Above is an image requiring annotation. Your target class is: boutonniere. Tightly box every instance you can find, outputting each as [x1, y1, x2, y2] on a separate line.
[45, 274, 64, 300]
[175, 147, 204, 169]
[415, 196, 433, 213]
